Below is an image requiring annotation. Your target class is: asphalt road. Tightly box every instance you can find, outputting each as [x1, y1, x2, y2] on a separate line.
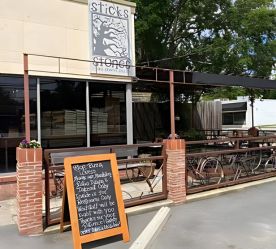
[152, 181, 276, 249]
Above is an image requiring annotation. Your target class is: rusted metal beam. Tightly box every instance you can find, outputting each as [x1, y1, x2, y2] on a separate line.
[187, 145, 276, 158]
[186, 135, 276, 145]
[23, 54, 31, 141]
[124, 193, 167, 208]
[169, 70, 175, 138]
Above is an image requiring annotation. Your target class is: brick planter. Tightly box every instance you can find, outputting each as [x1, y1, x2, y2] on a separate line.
[16, 147, 43, 235]
[164, 139, 186, 204]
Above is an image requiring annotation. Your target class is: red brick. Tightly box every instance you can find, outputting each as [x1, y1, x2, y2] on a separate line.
[16, 147, 43, 235]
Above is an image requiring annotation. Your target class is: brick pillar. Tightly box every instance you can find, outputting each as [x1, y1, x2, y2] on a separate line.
[164, 139, 186, 204]
[16, 147, 43, 235]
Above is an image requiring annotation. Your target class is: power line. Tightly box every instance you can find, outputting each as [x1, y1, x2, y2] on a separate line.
[138, 42, 230, 65]
[138, 32, 275, 66]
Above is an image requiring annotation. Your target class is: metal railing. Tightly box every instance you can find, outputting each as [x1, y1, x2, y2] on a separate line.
[197, 129, 276, 141]
[186, 135, 276, 194]
[43, 142, 167, 226]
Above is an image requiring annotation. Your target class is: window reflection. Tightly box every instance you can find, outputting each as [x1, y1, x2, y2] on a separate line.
[223, 112, 246, 125]
[90, 83, 126, 145]
[0, 77, 128, 172]
[40, 79, 86, 148]
[0, 76, 37, 173]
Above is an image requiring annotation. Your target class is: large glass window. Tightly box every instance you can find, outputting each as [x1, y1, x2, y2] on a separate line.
[0, 77, 129, 172]
[40, 79, 86, 148]
[90, 83, 126, 145]
[0, 76, 37, 173]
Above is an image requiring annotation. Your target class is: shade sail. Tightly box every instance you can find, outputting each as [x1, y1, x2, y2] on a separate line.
[136, 68, 276, 90]
[189, 72, 276, 89]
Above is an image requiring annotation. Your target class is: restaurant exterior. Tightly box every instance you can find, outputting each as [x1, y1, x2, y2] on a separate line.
[2, 0, 276, 178]
[2, 0, 276, 237]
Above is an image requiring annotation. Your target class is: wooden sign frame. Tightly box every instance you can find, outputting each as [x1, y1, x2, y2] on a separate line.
[60, 176, 71, 232]
[63, 153, 130, 249]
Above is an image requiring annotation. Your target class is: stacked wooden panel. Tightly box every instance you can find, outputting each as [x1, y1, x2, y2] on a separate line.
[51, 110, 77, 135]
[91, 111, 108, 134]
[76, 110, 86, 135]
[105, 97, 120, 133]
[41, 111, 52, 136]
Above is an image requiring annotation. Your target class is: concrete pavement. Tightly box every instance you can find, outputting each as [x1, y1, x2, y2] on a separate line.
[0, 199, 17, 226]
[0, 209, 156, 249]
[152, 181, 276, 249]
[1, 181, 276, 249]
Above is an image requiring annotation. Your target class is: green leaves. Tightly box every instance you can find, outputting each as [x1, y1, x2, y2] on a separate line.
[134, 0, 276, 79]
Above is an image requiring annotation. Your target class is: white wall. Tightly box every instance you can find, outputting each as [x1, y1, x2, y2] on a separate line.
[245, 101, 252, 129]
[0, 0, 135, 81]
[253, 99, 276, 127]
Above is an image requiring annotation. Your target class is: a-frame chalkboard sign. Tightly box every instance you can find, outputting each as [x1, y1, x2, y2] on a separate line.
[62, 153, 130, 249]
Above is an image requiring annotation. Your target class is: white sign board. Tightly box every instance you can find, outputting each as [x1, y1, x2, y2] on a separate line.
[89, 0, 135, 77]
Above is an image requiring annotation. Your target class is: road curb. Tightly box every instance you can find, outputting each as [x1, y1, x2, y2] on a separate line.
[129, 207, 171, 249]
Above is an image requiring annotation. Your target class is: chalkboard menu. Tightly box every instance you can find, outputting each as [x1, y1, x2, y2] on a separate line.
[63, 154, 129, 249]
[72, 160, 120, 235]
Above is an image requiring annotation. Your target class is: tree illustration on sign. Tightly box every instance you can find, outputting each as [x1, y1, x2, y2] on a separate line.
[93, 15, 128, 58]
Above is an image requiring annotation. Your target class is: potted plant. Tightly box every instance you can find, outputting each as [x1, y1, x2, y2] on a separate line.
[16, 139, 42, 163]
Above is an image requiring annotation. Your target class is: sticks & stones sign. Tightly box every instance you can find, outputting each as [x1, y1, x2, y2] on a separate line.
[89, 0, 135, 77]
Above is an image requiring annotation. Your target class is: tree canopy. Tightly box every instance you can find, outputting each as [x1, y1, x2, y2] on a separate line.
[134, 0, 276, 78]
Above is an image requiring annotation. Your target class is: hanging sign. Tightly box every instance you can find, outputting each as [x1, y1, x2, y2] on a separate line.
[62, 153, 130, 249]
[88, 0, 135, 77]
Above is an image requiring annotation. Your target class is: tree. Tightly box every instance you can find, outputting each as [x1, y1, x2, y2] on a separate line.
[134, 0, 172, 64]
[134, 0, 276, 78]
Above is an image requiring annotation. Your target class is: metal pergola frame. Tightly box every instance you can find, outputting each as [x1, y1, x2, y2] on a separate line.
[23, 53, 276, 142]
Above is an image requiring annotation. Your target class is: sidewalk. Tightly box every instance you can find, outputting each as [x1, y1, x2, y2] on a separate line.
[0, 198, 17, 226]
[0, 208, 156, 249]
[1, 181, 276, 249]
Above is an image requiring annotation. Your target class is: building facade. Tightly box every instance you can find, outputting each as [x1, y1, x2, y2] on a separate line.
[0, 0, 137, 173]
[222, 96, 276, 130]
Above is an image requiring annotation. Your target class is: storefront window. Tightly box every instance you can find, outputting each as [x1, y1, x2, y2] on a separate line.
[40, 79, 86, 148]
[0, 76, 37, 173]
[90, 83, 126, 145]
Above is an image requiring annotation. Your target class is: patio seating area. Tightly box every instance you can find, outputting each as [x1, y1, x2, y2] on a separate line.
[186, 134, 276, 193]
